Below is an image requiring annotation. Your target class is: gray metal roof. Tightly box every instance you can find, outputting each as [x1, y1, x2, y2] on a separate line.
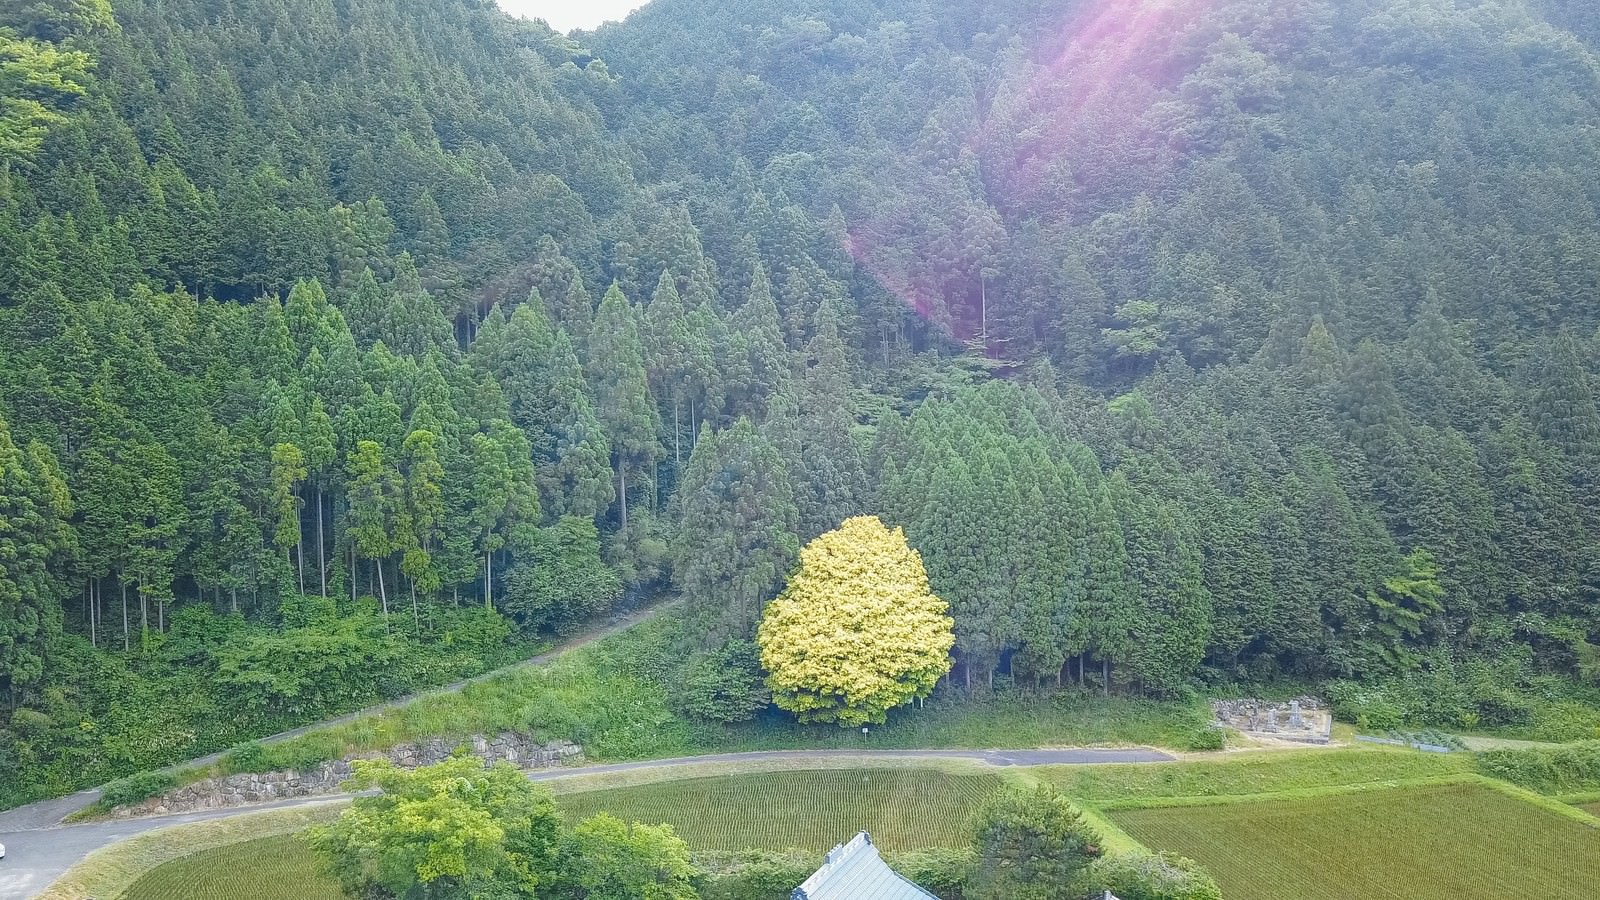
[792, 832, 940, 900]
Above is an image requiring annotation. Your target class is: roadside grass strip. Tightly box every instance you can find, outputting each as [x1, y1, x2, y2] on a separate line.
[1036, 746, 1475, 804]
[1106, 778, 1600, 900]
[120, 833, 344, 900]
[555, 768, 1003, 852]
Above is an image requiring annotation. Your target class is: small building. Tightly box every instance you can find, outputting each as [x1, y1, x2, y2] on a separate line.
[792, 832, 939, 900]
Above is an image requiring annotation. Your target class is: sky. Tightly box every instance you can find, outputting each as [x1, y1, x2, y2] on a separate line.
[498, 0, 648, 33]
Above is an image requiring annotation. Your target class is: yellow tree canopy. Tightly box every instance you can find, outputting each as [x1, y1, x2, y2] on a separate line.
[757, 515, 955, 726]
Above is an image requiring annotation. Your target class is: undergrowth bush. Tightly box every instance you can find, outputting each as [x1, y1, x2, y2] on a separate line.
[1087, 851, 1224, 900]
[99, 770, 179, 807]
[1474, 741, 1600, 795]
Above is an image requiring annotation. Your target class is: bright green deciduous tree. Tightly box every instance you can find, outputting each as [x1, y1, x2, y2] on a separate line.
[555, 812, 699, 900]
[758, 515, 954, 726]
[311, 756, 563, 900]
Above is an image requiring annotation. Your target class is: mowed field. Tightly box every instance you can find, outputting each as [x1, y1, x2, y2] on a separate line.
[1110, 783, 1600, 900]
[121, 833, 344, 900]
[556, 769, 1002, 852]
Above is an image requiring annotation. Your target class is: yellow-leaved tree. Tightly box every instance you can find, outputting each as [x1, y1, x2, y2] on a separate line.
[757, 515, 954, 726]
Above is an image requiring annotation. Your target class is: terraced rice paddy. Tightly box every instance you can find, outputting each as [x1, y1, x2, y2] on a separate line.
[121, 833, 344, 900]
[557, 768, 1003, 852]
[1109, 782, 1600, 900]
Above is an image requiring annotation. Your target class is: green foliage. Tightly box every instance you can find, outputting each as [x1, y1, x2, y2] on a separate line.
[311, 756, 565, 899]
[502, 517, 623, 635]
[1474, 742, 1600, 796]
[692, 850, 813, 900]
[12, 0, 1600, 819]
[888, 847, 978, 899]
[99, 769, 178, 807]
[677, 640, 770, 723]
[1086, 852, 1223, 900]
[673, 419, 799, 643]
[969, 786, 1103, 900]
[556, 812, 699, 900]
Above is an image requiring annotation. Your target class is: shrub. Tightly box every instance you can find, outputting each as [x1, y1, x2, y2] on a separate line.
[1087, 851, 1223, 900]
[970, 785, 1101, 900]
[677, 640, 771, 723]
[693, 849, 813, 900]
[222, 741, 267, 774]
[1528, 701, 1600, 742]
[1475, 741, 1600, 794]
[1177, 726, 1226, 752]
[101, 769, 179, 807]
[889, 847, 976, 898]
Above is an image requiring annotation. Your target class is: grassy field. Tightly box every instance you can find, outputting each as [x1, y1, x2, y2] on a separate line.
[1039, 747, 1476, 803]
[1583, 801, 1600, 817]
[1110, 782, 1600, 900]
[120, 834, 344, 900]
[556, 768, 1003, 852]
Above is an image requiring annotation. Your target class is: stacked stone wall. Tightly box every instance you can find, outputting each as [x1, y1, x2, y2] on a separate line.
[111, 734, 582, 818]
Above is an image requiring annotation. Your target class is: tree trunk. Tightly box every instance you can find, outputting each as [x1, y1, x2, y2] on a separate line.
[484, 551, 493, 608]
[295, 487, 305, 596]
[673, 397, 681, 466]
[1077, 654, 1084, 685]
[121, 578, 129, 652]
[376, 559, 388, 619]
[350, 545, 357, 602]
[86, 582, 95, 648]
[158, 597, 164, 633]
[1103, 657, 1110, 697]
[618, 465, 628, 533]
[317, 487, 326, 597]
[139, 583, 148, 642]
[411, 579, 419, 633]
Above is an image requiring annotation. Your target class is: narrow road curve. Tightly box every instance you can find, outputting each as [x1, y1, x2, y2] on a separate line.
[0, 599, 679, 835]
[0, 746, 1174, 899]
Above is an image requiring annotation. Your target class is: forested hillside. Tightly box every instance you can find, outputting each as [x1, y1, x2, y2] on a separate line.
[4, 0, 1600, 806]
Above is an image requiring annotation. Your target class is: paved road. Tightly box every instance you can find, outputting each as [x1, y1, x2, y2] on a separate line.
[0, 599, 679, 837]
[0, 746, 1173, 899]
[526, 747, 1174, 780]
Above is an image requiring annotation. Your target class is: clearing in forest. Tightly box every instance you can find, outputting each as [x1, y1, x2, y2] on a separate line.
[1109, 782, 1600, 900]
[556, 768, 1002, 852]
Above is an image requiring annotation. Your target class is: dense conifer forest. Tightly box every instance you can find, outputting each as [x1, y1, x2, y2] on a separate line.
[4, 0, 1600, 806]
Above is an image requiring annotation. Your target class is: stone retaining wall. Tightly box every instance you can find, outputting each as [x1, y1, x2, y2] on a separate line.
[111, 733, 582, 818]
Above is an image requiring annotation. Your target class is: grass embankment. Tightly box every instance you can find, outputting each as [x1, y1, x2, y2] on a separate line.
[37, 803, 346, 900]
[1109, 780, 1600, 900]
[145, 615, 1213, 801]
[555, 769, 1003, 853]
[1039, 746, 1475, 803]
[121, 833, 345, 900]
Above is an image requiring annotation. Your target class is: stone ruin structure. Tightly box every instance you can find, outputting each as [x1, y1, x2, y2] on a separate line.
[109, 733, 583, 818]
[1212, 697, 1332, 744]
